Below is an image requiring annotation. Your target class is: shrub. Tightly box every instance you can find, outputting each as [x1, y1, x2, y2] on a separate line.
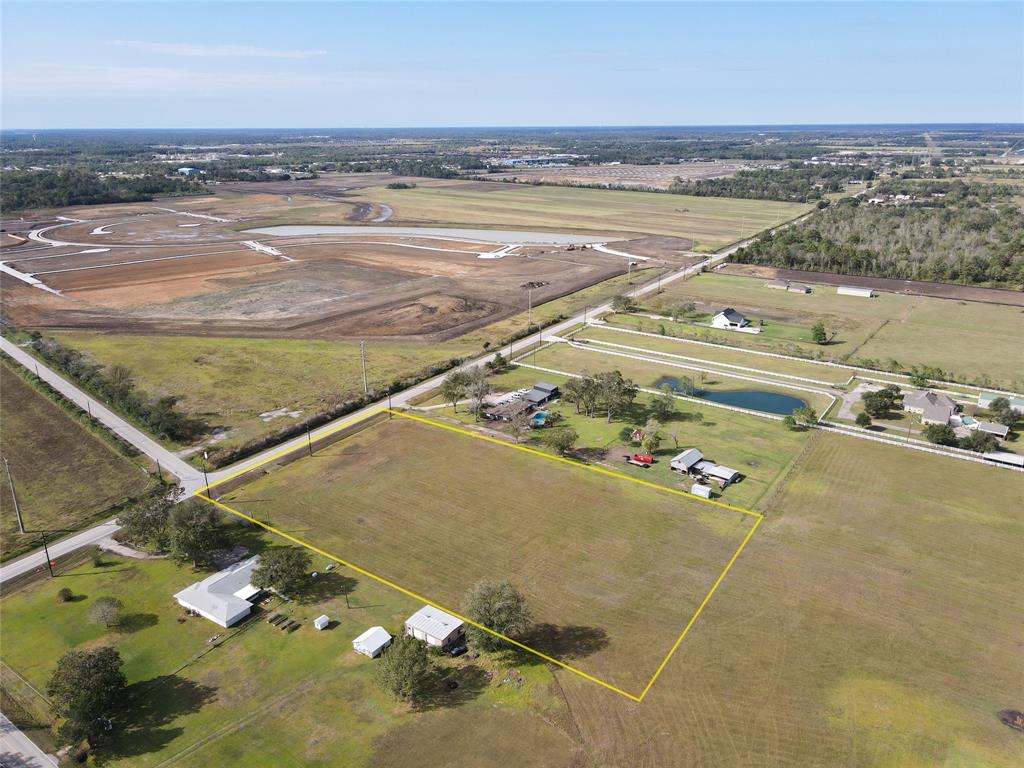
[57, 587, 74, 603]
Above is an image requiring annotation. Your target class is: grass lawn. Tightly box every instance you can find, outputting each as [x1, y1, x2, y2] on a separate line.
[46, 269, 661, 459]
[217, 415, 759, 695]
[0, 544, 579, 767]
[642, 273, 1024, 389]
[0, 361, 156, 561]
[250, 179, 812, 251]
[574, 325, 855, 386]
[552, 433, 1024, 767]
[523, 342, 836, 416]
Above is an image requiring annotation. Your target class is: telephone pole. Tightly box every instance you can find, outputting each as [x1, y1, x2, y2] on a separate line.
[359, 340, 369, 395]
[3, 457, 25, 534]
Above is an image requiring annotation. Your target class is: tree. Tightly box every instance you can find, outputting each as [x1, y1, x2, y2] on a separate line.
[811, 321, 828, 345]
[374, 634, 434, 702]
[793, 406, 818, 426]
[47, 647, 127, 744]
[542, 426, 578, 455]
[642, 420, 663, 454]
[88, 597, 123, 629]
[595, 370, 638, 422]
[251, 547, 311, 595]
[781, 414, 797, 430]
[168, 502, 221, 567]
[909, 371, 931, 388]
[507, 410, 530, 443]
[118, 488, 181, 550]
[993, 407, 1018, 428]
[959, 430, 998, 453]
[462, 580, 531, 651]
[485, 351, 510, 373]
[440, 371, 468, 412]
[987, 396, 1011, 413]
[650, 385, 677, 422]
[855, 412, 872, 428]
[466, 368, 491, 421]
[560, 377, 585, 414]
[923, 423, 958, 446]
[611, 294, 634, 312]
[862, 390, 895, 418]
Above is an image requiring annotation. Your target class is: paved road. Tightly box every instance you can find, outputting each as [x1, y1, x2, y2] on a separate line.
[0, 246, 721, 586]
[0, 712, 58, 767]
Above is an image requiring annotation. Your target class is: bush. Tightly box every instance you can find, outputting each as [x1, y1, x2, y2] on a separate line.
[57, 587, 74, 603]
[374, 634, 434, 701]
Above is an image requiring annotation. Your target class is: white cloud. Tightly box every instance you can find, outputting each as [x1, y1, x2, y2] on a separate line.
[111, 40, 327, 59]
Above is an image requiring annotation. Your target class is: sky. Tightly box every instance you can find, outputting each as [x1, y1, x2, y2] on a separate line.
[1, 1, 1021, 129]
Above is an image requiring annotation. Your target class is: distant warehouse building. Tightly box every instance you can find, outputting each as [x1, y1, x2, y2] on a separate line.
[837, 285, 875, 298]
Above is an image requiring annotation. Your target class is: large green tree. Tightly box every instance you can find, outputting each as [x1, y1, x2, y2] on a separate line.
[47, 647, 127, 745]
[374, 634, 434, 701]
[251, 547, 311, 594]
[462, 580, 531, 651]
[168, 502, 222, 567]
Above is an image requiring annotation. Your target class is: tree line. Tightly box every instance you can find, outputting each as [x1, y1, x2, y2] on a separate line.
[1, 169, 200, 211]
[667, 163, 875, 202]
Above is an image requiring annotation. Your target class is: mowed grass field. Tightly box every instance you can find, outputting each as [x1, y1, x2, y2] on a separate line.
[219, 415, 759, 695]
[262, 179, 812, 250]
[644, 273, 1024, 389]
[552, 433, 1024, 767]
[0, 548, 580, 767]
[0, 362, 155, 561]
[47, 269, 660, 456]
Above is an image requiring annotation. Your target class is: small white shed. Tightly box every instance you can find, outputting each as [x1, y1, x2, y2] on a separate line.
[313, 615, 329, 631]
[353, 626, 393, 658]
[837, 285, 875, 298]
[691, 483, 713, 499]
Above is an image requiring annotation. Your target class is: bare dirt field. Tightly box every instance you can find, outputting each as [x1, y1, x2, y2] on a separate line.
[485, 161, 762, 190]
[721, 263, 1024, 306]
[2, 186, 673, 341]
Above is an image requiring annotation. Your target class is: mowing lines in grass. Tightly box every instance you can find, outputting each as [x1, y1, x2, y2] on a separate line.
[195, 408, 763, 701]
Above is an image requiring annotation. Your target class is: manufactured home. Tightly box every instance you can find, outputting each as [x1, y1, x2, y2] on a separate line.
[405, 605, 465, 649]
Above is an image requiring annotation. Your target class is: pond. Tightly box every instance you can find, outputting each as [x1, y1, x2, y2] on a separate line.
[653, 376, 807, 416]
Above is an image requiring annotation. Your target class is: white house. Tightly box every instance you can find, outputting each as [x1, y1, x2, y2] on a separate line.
[903, 390, 958, 425]
[353, 626, 393, 658]
[711, 308, 749, 330]
[174, 555, 262, 628]
[405, 605, 465, 649]
[837, 286, 875, 298]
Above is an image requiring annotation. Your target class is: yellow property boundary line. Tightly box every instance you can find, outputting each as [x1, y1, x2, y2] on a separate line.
[195, 407, 764, 702]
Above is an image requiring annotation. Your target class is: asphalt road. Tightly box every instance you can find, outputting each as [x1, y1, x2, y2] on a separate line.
[0, 712, 57, 767]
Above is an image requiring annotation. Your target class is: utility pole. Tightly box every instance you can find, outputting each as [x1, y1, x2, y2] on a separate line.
[527, 288, 533, 329]
[4, 457, 25, 534]
[307, 428, 313, 456]
[359, 340, 369, 395]
[202, 451, 210, 493]
[41, 532, 54, 577]
[583, 305, 588, 325]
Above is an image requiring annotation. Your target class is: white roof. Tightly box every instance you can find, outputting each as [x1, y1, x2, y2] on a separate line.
[174, 555, 260, 626]
[353, 626, 392, 651]
[405, 605, 464, 640]
[695, 460, 740, 481]
[671, 448, 703, 468]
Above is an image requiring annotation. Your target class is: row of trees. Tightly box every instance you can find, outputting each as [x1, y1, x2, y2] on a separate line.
[118, 490, 223, 566]
[668, 162, 874, 202]
[732, 188, 1024, 287]
[30, 335, 204, 442]
[560, 370, 639, 422]
[2, 169, 200, 211]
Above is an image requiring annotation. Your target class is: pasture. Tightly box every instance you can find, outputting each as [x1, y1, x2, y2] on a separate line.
[0, 547, 578, 767]
[216, 414, 760, 695]
[278, 179, 812, 250]
[0, 361, 155, 561]
[643, 272, 1024, 389]
[553, 433, 1024, 767]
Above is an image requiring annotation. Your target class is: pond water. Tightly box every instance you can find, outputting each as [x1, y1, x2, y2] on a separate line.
[653, 376, 807, 416]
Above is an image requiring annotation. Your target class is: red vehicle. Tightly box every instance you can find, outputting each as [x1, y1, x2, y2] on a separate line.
[632, 453, 654, 465]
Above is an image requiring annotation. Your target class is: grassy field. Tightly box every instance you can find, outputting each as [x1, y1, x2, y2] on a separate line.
[573, 325, 855, 385]
[553, 433, 1024, 767]
[0, 361, 156, 561]
[641, 273, 1024, 389]
[0, 543, 581, 767]
[523, 342, 836, 416]
[218, 415, 758, 694]
[47, 269, 660, 458]
[257, 179, 812, 251]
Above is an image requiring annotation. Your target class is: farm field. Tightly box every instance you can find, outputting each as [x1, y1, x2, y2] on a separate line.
[0, 547, 580, 767]
[216, 414, 760, 695]
[45, 268, 660, 458]
[255, 178, 812, 250]
[553, 433, 1024, 767]
[642, 273, 1024, 389]
[0, 361, 156, 561]
[522, 342, 836, 415]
